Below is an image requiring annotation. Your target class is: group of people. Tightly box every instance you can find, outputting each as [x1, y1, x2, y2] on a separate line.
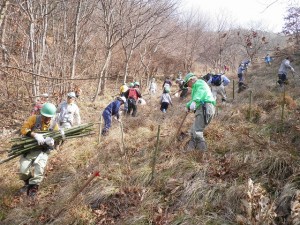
[17, 53, 296, 200]
[101, 81, 142, 136]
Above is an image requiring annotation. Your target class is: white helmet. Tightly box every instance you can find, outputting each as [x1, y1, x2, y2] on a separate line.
[41, 93, 49, 98]
[67, 92, 76, 98]
[118, 96, 126, 103]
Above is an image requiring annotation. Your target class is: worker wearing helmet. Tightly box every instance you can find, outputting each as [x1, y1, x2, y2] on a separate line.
[124, 82, 142, 117]
[183, 73, 216, 152]
[101, 96, 126, 136]
[119, 82, 129, 96]
[56, 92, 81, 129]
[19, 103, 59, 198]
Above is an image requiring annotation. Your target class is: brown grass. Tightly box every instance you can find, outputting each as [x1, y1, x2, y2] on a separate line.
[1, 56, 300, 224]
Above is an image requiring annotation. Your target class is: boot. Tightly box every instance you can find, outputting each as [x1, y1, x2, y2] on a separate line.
[195, 140, 207, 151]
[17, 179, 30, 195]
[186, 140, 195, 151]
[101, 128, 109, 136]
[27, 184, 39, 198]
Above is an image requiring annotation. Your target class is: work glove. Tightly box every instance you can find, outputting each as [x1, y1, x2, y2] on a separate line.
[45, 137, 55, 147]
[291, 67, 295, 73]
[189, 101, 196, 111]
[34, 133, 45, 145]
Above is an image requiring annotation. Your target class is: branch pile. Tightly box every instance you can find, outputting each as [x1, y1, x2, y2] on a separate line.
[0, 123, 94, 165]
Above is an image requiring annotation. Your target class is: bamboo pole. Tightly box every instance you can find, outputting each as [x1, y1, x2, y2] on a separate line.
[232, 80, 235, 100]
[98, 112, 103, 144]
[280, 85, 286, 131]
[119, 121, 125, 154]
[248, 90, 252, 121]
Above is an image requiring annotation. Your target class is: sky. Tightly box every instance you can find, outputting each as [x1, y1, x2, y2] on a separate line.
[181, 0, 300, 33]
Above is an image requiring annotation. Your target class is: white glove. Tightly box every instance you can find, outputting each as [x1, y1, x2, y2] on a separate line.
[34, 133, 45, 145]
[189, 101, 196, 111]
[291, 67, 295, 72]
[45, 137, 55, 146]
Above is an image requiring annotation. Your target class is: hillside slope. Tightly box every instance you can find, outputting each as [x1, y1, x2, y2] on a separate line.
[1, 55, 300, 225]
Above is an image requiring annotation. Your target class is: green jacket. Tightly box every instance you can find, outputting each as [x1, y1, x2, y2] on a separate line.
[186, 79, 216, 109]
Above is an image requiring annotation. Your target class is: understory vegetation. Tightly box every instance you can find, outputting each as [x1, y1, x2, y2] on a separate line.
[1, 53, 300, 225]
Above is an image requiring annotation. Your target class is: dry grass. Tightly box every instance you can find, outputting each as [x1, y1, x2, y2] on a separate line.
[1, 56, 300, 224]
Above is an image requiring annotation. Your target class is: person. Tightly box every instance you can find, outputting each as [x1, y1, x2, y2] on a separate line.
[237, 63, 248, 93]
[119, 82, 129, 97]
[224, 65, 229, 72]
[278, 56, 295, 87]
[175, 77, 188, 99]
[162, 76, 172, 91]
[242, 59, 251, 70]
[19, 103, 59, 198]
[178, 71, 182, 79]
[160, 86, 172, 113]
[56, 92, 81, 129]
[264, 54, 273, 66]
[74, 85, 82, 98]
[183, 73, 216, 151]
[124, 81, 142, 117]
[149, 78, 157, 95]
[31, 93, 49, 115]
[101, 96, 126, 136]
[207, 73, 230, 102]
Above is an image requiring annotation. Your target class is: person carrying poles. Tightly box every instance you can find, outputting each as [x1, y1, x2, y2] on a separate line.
[101, 96, 126, 136]
[18, 103, 58, 199]
[183, 73, 216, 151]
[56, 92, 81, 129]
[277, 56, 295, 87]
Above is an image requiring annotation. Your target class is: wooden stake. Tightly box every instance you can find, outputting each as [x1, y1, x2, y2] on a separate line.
[150, 125, 161, 182]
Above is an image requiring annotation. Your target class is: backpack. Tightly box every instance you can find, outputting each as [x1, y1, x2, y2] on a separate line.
[128, 88, 138, 100]
[211, 74, 222, 86]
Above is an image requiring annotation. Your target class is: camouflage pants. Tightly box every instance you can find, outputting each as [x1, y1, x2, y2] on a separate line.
[19, 150, 49, 185]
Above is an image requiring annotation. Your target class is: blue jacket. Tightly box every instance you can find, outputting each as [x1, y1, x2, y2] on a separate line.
[103, 100, 122, 119]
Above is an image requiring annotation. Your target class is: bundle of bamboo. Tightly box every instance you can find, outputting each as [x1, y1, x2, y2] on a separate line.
[0, 123, 94, 165]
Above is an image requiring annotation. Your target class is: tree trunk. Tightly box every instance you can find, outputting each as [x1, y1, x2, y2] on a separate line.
[70, 0, 82, 81]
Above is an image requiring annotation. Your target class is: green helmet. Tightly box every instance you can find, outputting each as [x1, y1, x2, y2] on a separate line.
[40, 103, 56, 118]
[134, 81, 140, 87]
[129, 82, 134, 87]
[164, 86, 170, 93]
[184, 73, 196, 86]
